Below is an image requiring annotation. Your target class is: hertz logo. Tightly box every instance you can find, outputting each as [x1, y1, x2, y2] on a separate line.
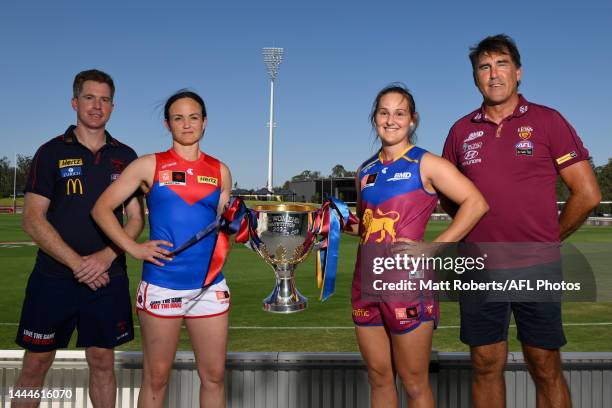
[197, 176, 218, 186]
[59, 159, 83, 168]
[66, 178, 83, 195]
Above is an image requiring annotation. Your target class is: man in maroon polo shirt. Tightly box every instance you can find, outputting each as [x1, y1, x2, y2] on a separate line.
[442, 34, 601, 408]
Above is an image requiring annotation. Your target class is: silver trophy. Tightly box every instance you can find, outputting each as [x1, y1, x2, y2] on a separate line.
[248, 204, 318, 313]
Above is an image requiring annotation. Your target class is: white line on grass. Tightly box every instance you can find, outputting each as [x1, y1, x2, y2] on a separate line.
[2, 322, 612, 329]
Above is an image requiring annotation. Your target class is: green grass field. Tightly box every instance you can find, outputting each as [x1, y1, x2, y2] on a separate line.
[1, 213, 611, 352]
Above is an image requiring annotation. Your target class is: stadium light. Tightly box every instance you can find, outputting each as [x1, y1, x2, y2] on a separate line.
[263, 47, 284, 193]
[12, 153, 17, 215]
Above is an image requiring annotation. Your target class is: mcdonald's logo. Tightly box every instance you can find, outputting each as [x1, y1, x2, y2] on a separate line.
[66, 178, 83, 195]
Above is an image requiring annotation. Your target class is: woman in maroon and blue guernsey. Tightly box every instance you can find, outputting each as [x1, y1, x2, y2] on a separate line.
[92, 90, 232, 408]
[347, 83, 488, 407]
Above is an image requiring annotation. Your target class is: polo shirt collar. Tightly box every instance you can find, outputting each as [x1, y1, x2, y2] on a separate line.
[62, 125, 119, 147]
[472, 94, 530, 123]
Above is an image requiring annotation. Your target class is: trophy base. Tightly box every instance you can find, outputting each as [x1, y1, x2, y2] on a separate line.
[262, 277, 308, 313]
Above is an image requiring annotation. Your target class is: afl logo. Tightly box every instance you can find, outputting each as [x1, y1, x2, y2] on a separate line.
[516, 141, 533, 150]
[464, 150, 479, 160]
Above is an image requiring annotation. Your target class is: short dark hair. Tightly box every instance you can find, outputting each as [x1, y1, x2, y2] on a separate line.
[164, 90, 207, 121]
[469, 34, 522, 71]
[369, 82, 419, 144]
[73, 69, 115, 99]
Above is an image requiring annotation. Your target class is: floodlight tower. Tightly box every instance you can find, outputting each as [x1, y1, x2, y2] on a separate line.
[263, 47, 284, 193]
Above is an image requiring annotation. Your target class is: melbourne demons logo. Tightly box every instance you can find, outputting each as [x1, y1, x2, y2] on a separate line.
[361, 208, 400, 243]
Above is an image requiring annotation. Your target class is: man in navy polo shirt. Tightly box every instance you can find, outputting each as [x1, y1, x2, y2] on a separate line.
[442, 35, 601, 407]
[13, 70, 144, 407]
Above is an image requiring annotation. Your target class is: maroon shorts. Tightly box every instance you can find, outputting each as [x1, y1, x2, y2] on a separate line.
[351, 265, 439, 334]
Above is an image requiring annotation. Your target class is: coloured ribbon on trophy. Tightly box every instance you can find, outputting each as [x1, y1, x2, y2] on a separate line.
[169, 197, 256, 287]
[312, 197, 358, 301]
[169, 196, 357, 300]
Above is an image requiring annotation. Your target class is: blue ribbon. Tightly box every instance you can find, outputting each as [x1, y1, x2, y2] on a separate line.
[171, 197, 254, 256]
[319, 197, 351, 301]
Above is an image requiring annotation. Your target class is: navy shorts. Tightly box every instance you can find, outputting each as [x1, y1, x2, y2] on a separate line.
[16, 271, 134, 352]
[459, 301, 566, 349]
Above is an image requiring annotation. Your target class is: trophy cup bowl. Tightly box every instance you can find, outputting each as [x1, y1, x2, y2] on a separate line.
[249, 204, 318, 313]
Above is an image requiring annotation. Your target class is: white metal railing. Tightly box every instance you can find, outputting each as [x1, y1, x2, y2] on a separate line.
[1, 350, 611, 407]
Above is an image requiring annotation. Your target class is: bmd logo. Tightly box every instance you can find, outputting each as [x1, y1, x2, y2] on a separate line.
[463, 130, 484, 143]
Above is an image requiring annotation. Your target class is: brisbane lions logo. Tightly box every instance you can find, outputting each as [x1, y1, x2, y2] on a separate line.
[361, 208, 400, 243]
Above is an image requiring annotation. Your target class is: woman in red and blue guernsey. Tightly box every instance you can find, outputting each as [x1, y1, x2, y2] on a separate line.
[348, 83, 488, 408]
[92, 90, 232, 408]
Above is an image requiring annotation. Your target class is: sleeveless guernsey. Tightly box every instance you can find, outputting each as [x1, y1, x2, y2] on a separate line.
[143, 149, 223, 290]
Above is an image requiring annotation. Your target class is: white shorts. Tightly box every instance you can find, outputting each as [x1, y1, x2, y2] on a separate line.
[136, 279, 230, 318]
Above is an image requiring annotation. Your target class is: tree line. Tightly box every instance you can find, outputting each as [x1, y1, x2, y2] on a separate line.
[288, 164, 355, 182]
[2, 157, 612, 203]
[556, 158, 612, 203]
[287, 161, 612, 202]
[0, 155, 32, 198]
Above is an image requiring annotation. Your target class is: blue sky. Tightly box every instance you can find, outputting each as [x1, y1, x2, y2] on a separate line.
[1, 0, 610, 189]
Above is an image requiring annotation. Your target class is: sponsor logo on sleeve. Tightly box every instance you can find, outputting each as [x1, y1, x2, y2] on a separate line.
[197, 176, 219, 186]
[515, 140, 534, 156]
[464, 150, 479, 160]
[461, 149, 482, 166]
[66, 178, 83, 195]
[556, 151, 577, 165]
[463, 130, 484, 143]
[463, 141, 483, 152]
[59, 158, 83, 168]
